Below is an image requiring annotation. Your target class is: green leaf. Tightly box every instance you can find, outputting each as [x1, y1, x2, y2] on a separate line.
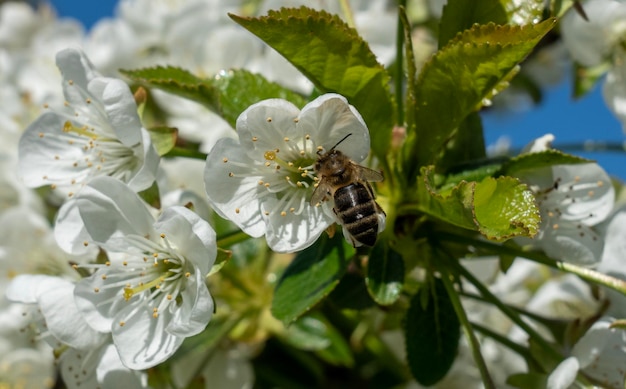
[230, 7, 395, 159]
[417, 166, 540, 241]
[573, 61, 610, 99]
[439, 0, 544, 46]
[405, 278, 460, 386]
[137, 180, 160, 209]
[506, 373, 548, 389]
[121, 66, 216, 107]
[122, 67, 307, 128]
[438, 0, 508, 46]
[366, 241, 405, 306]
[439, 112, 486, 171]
[147, 125, 178, 156]
[272, 234, 355, 324]
[404, 19, 556, 176]
[328, 272, 375, 310]
[207, 248, 232, 277]
[497, 149, 593, 176]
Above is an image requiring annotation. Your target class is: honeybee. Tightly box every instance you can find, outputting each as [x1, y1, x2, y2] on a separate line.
[310, 134, 386, 247]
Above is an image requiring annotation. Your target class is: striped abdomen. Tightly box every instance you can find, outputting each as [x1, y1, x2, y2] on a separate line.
[334, 183, 379, 247]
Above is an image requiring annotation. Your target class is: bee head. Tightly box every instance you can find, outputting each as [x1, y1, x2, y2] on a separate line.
[317, 133, 352, 156]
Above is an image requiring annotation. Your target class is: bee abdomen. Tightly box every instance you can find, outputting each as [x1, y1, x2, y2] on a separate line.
[334, 184, 379, 246]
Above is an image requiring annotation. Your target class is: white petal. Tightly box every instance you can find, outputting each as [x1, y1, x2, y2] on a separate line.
[112, 302, 183, 369]
[156, 207, 216, 274]
[204, 138, 265, 238]
[299, 94, 371, 162]
[263, 200, 334, 252]
[74, 272, 121, 333]
[54, 199, 99, 255]
[236, 98, 300, 161]
[167, 270, 213, 337]
[547, 356, 579, 389]
[603, 59, 626, 132]
[96, 343, 148, 389]
[87, 77, 142, 147]
[55, 48, 101, 94]
[6, 274, 48, 304]
[74, 176, 156, 245]
[520, 133, 555, 154]
[126, 128, 160, 193]
[539, 221, 604, 265]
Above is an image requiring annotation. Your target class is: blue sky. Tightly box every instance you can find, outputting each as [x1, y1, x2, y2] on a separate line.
[49, 0, 626, 180]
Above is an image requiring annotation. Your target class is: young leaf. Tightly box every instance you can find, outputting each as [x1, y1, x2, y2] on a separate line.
[416, 167, 540, 241]
[147, 126, 178, 156]
[405, 278, 460, 386]
[230, 7, 395, 160]
[438, 0, 508, 46]
[497, 149, 592, 176]
[439, 112, 486, 171]
[137, 181, 160, 209]
[272, 234, 355, 325]
[404, 19, 556, 177]
[366, 241, 405, 306]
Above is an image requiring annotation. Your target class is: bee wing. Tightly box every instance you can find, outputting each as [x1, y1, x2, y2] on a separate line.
[310, 181, 333, 206]
[353, 164, 384, 182]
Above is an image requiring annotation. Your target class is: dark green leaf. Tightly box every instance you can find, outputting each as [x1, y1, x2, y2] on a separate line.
[272, 234, 355, 324]
[405, 278, 460, 386]
[497, 149, 592, 176]
[404, 19, 556, 176]
[439, 113, 486, 171]
[439, 0, 508, 46]
[507, 373, 548, 389]
[230, 7, 395, 159]
[366, 241, 405, 306]
[147, 125, 177, 156]
[416, 166, 540, 241]
[328, 272, 375, 310]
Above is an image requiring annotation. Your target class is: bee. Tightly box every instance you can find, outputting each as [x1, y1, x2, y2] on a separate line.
[310, 133, 386, 247]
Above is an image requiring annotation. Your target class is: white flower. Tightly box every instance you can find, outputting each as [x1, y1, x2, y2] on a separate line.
[204, 93, 372, 252]
[6, 274, 148, 389]
[69, 176, 216, 369]
[515, 136, 615, 265]
[17, 47, 159, 199]
[547, 317, 626, 389]
[561, 0, 626, 68]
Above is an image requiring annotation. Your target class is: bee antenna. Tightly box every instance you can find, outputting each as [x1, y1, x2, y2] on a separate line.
[329, 133, 352, 151]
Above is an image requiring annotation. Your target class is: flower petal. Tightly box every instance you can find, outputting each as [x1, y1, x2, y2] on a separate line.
[299, 94, 370, 162]
[167, 269, 213, 337]
[539, 221, 604, 265]
[547, 356, 579, 389]
[204, 137, 265, 238]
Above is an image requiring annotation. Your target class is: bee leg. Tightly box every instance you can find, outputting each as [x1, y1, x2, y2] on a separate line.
[325, 224, 336, 239]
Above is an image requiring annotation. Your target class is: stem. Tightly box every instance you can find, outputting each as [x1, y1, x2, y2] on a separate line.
[164, 146, 207, 160]
[470, 321, 531, 361]
[395, 0, 407, 126]
[217, 230, 252, 248]
[438, 268, 496, 389]
[339, 0, 356, 28]
[451, 258, 563, 362]
[438, 231, 626, 296]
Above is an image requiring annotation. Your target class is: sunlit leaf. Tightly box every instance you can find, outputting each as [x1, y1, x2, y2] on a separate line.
[147, 125, 177, 156]
[366, 241, 404, 306]
[497, 149, 592, 176]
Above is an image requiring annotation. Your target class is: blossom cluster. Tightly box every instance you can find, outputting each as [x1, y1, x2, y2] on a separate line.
[1, 1, 626, 389]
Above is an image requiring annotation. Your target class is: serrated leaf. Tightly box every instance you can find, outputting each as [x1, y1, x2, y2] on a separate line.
[366, 241, 405, 306]
[417, 166, 540, 241]
[497, 149, 592, 176]
[438, 0, 508, 46]
[122, 67, 307, 128]
[147, 126, 177, 156]
[230, 7, 395, 159]
[271, 234, 355, 324]
[405, 278, 460, 386]
[404, 19, 556, 176]
[121, 66, 217, 107]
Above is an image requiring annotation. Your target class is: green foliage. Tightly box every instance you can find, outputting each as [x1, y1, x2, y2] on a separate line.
[405, 278, 461, 386]
[417, 167, 540, 241]
[122, 67, 307, 128]
[573, 61, 610, 99]
[137, 181, 161, 209]
[230, 7, 395, 160]
[403, 19, 556, 178]
[147, 125, 178, 156]
[497, 149, 592, 176]
[506, 373, 548, 389]
[438, 0, 508, 46]
[366, 241, 405, 306]
[271, 234, 355, 325]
